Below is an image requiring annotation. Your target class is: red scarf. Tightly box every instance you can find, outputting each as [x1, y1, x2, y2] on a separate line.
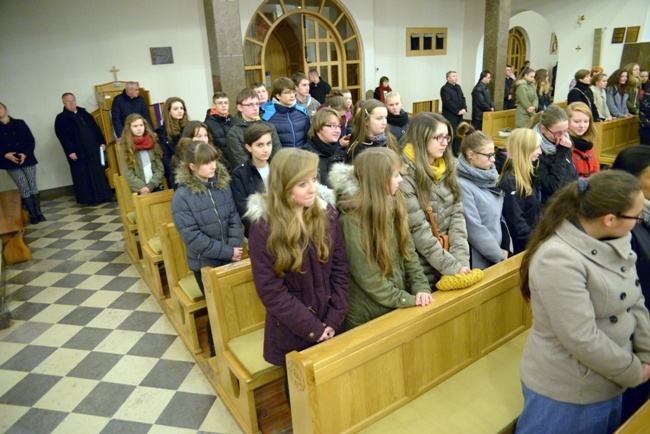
[133, 134, 154, 151]
[378, 85, 392, 103]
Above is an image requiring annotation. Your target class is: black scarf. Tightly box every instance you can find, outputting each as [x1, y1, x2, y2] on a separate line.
[571, 135, 593, 152]
[310, 134, 337, 158]
[387, 109, 409, 127]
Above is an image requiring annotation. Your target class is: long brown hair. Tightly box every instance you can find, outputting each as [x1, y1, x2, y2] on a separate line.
[339, 148, 411, 277]
[265, 149, 331, 277]
[348, 99, 398, 158]
[401, 112, 462, 208]
[162, 96, 189, 138]
[520, 171, 640, 299]
[120, 113, 162, 169]
[535, 69, 550, 96]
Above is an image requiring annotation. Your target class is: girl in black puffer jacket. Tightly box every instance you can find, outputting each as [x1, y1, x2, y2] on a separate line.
[171, 141, 243, 355]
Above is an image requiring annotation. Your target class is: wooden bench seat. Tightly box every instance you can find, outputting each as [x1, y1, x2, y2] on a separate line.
[593, 116, 640, 166]
[286, 254, 530, 433]
[159, 222, 208, 354]
[616, 398, 650, 433]
[0, 190, 32, 265]
[133, 189, 174, 301]
[202, 259, 283, 434]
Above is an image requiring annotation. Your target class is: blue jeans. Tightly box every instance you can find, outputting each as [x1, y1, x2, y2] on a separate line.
[515, 382, 622, 434]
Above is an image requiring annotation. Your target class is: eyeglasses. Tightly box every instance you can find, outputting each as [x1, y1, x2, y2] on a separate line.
[476, 151, 497, 159]
[323, 124, 342, 130]
[542, 125, 568, 138]
[281, 90, 296, 95]
[433, 135, 452, 143]
[240, 103, 260, 107]
[616, 214, 644, 224]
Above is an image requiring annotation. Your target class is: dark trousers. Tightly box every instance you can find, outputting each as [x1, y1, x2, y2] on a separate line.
[193, 270, 214, 349]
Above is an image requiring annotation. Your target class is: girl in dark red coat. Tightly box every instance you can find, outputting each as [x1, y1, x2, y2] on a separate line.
[245, 148, 348, 403]
[567, 102, 600, 179]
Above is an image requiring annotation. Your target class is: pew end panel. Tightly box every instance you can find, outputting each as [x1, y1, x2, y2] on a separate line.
[113, 174, 141, 265]
[482, 109, 516, 149]
[202, 260, 284, 434]
[593, 116, 640, 166]
[287, 254, 530, 434]
[159, 222, 207, 354]
[0, 190, 32, 265]
[133, 189, 174, 301]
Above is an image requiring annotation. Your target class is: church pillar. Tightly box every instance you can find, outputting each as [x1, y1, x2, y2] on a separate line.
[203, 0, 246, 106]
[483, 0, 511, 111]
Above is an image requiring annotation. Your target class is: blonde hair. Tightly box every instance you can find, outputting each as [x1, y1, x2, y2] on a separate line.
[565, 102, 599, 147]
[265, 149, 330, 276]
[498, 128, 540, 197]
[339, 148, 411, 277]
[120, 113, 162, 169]
[535, 69, 551, 96]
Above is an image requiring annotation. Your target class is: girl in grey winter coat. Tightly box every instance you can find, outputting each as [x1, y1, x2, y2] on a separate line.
[456, 129, 511, 269]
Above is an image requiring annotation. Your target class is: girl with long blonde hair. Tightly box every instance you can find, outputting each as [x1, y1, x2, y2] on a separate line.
[118, 113, 164, 194]
[498, 128, 543, 254]
[246, 148, 348, 389]
[329, 147, 432, 329]
[399, 112, 470, 287]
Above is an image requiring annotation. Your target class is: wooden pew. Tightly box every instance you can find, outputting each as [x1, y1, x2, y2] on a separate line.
[0, 190, 32, 265]
[483, 101, 568, 148]
[133, 189, 174, 300]
[113, 174, 141, 265]
[482, 108, 515, 148]
[159, 222, 207, 355]
[202, 259, 284, 434]
[286, 254, 530, 434]
[616, 399, 650, 433]
[412, 99, 439, 115]
[593, 116, 640, 166]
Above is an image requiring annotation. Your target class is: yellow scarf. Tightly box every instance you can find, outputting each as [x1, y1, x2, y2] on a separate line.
[403, 143, 446, 182]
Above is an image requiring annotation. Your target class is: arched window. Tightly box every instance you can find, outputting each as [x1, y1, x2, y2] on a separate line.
[244, 0, 363, 102]
[507, 27, 527, 75]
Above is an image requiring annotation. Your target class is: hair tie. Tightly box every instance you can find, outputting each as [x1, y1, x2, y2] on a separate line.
[577, 177, 589, 194]
[364, 109, 370, 116]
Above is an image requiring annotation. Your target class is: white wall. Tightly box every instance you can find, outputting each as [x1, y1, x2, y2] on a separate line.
[512, 0, 650, 101]
[509, 11, 557, 75]
[0, 0, 212, 192]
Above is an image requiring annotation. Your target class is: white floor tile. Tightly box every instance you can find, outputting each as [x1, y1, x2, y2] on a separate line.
[30, 324, 83, 347]
[112, 386, 176, 424]
[51, 413, 110, 434]
[102, 355, 158, 385]
[33, 376, 98, 411]
[29, 304, 77, 323]
[94, 329, 145, 355]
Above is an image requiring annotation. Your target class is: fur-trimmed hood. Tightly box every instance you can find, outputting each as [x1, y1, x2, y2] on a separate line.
[174, 160, 231, 194]
[327, 163, 358, 203]
[245, 183, 336, 224]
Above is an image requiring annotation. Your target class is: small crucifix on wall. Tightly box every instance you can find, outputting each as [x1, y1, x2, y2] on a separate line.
[110, 65, 120, 82]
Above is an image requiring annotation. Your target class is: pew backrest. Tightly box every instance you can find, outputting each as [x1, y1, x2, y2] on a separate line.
[287, 254, 530, 434]
[593, 116, 640, 166]
[412, 99, 439, 115]
[159, 222, 192, 290]
[133, 189, 174, 249]
[203, 259, 266, 341]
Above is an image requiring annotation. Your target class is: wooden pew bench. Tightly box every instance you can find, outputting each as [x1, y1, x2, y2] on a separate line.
[133, 189, 174, 301]
[616, 398, 650, 433]
[286, 254, 530, 434]
[0, 190, 32, 265]
[412, 99, 439, 115]
[113, 174, 141, 265]
[593, 116, 640, 166]
[202, 259, 283, 434]
[159, 222, 207, 355]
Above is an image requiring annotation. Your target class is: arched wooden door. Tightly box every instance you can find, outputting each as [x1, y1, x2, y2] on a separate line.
[507, 27, 527, 75]
[244, 0, 363, 102]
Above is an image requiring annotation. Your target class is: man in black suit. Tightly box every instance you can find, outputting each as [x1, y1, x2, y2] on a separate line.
[440, 71, 467, 134]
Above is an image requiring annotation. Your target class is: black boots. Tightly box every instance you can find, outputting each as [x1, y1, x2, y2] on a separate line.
[23, 194, 46, 224]
[33, 193, 46, 222]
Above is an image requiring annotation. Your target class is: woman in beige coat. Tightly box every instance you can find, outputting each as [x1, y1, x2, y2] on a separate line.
[515, 68, 539, 128]
[517, 171, 650, 434]
[399, 113, 470, 289]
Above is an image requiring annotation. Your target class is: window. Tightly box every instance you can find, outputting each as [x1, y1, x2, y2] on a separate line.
[406, 28, 447, 57]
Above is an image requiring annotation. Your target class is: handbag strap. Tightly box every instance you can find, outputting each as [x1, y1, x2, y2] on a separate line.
[425, 206, 442, 239]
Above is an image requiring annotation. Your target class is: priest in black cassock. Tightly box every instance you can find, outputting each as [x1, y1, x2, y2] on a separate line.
[55, 93, 113, 205]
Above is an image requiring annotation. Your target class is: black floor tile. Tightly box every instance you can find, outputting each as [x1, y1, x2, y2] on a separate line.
[73, 382, 136, 418]
[0, 373, 62, 406]
[0, 345, 58, 372]
[139, 360, 194, 390]
[156, 392, 216, 430]
[6, 408, 68, 434]
[9, 302, 50, 321]
[58, 306, 104, 326]
[67, 352, 123, 381]
[126, 333, 175, 358]
[62, 327, 113, 351]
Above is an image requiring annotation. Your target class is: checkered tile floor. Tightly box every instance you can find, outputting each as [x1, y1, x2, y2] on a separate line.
[0, 195, 242, 434]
